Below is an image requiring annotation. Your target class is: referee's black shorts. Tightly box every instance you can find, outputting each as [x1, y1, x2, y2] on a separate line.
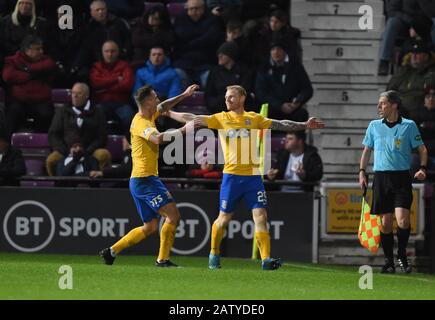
[371, 170, 413, 215]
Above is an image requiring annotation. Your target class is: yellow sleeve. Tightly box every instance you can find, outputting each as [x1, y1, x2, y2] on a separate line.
[131, 118, 159, 140]
[152, 110, 160, 121]
[255, 113, 272, 129]
[205, 113, 223, 129]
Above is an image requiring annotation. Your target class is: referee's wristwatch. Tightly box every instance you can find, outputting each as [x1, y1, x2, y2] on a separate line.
[359, 168, 366, 174]
[420, 165, 427, 172]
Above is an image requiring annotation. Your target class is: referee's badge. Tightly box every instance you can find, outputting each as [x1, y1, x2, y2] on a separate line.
[245, 119, 251, 126]
[394, 138, 402, 149]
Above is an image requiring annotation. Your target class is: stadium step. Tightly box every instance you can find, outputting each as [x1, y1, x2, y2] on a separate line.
[318, 240, 431, 272]
[291, 0, 384, 17]
[292, 0, 387, 181]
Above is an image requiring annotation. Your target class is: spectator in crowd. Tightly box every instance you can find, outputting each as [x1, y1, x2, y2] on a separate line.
[131, 5, 175, 64]
[0, 128, 26, 186]
[50, 3, 86, 87]
[73, 0, 132, 79]
[56, 140, 99, 176]
[224, 19, 265, 68]
[173, 0, 224, 89]
[205, 41, 254, 113]
[410, 84, 435, 177]
[265, 10, 302, 63]
[90, 136, 131, 180]
[133, 45, 182, 100]
[2, 35, 57, 136]
[255, 40, 312, 121]
[46, 82, 111, 176]
[267, 131, 323, 192]
[229, 0, 269, 25]
[0, 0, 53, 58]
[387, 40, 435, 116]
[104, 0, 144, 20]
[397, 16, 433, 65]
[207, 0, 242, 24]
[90, 40, 135, 136]
[377, 0, 435, 75]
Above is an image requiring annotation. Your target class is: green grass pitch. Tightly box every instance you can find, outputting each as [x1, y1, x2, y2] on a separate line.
[1, 253, 435, 300]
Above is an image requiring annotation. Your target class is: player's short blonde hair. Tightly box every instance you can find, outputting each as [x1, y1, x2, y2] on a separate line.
[226, 85, 247, 97]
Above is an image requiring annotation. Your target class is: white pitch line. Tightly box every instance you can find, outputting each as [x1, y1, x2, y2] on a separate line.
[284, 263, 435, 283]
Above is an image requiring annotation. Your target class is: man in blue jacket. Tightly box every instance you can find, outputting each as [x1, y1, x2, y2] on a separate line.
[133, 45, 182, 100]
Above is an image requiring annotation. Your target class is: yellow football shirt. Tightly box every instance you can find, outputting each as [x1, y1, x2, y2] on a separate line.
[205, 111, 272, 175]
[130, 111, 160, 178]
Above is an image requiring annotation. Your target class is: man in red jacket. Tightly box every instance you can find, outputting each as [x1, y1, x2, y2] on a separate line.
[89, 40, 135, 135]
[2, 35, 57, 137]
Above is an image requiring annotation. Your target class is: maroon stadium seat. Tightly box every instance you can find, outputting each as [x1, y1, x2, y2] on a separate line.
[183, 91, 205, 106]
[144, 1, 164, 13]
[166, 2, 184, 20]
[24, 159, 46, 176]
[11, 133, 50, 157]
[271, 135, 286, 154]
[52, 89, 72, 107]
[106, 135, 124, 162]
[175, 105, 209, 115]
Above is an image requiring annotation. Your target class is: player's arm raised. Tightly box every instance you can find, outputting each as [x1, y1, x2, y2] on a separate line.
[269, 117, 325, 131]
[157, 84, 199, 113]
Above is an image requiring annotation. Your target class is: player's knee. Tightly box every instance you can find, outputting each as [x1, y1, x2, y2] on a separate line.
[397, 218, 410, 229]
[216, 214, 231, 228]
[166, 211, 180, 226]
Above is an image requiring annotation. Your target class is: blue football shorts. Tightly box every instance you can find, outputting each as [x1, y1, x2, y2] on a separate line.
[219, 174, 267, 213]
[129, 176, 174, 222]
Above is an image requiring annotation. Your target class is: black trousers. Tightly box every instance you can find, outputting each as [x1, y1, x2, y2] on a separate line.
[6, 100, 54, 136]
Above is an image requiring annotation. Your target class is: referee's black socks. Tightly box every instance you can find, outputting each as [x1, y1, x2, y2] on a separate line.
[396, 226, 411, 258]
[380, 232, 394, 262]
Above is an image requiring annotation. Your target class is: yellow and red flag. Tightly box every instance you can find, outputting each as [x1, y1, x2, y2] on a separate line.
[358, 190, 382, 253]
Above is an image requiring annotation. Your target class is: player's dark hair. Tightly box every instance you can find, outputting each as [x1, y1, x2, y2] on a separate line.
[380, 90, 402, 110]
[134, 85, 154, 106]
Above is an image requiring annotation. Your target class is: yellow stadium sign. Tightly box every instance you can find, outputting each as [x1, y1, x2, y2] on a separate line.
[320, 183, 425, 238]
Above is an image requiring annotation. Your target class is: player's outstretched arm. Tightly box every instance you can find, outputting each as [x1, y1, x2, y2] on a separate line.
[157, 84, 199, 113]
[269, 117, 325, 131]
[192, 115, 208, 127]
[147, 121, 195, 145]
[163, 110, 195, 124]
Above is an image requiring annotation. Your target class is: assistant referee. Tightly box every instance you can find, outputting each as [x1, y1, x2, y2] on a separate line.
[359, 90, 427, 274]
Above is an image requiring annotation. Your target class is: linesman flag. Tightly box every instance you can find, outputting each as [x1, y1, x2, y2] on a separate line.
[358, 184, 382, 253]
